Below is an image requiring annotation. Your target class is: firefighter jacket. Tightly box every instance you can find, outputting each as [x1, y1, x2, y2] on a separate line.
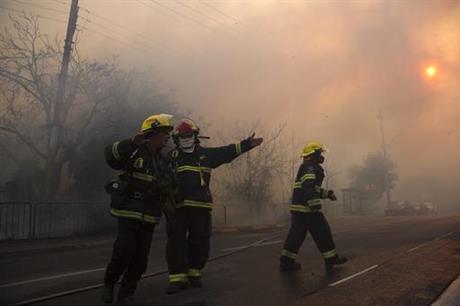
[105, 138, 174, 224]
[170, 138, 254, 210]
[290, 160, 330, 213]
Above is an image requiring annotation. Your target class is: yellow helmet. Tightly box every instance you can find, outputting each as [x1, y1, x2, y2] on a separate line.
[140, 113, 173, 133]
[301, 141, 326, 157]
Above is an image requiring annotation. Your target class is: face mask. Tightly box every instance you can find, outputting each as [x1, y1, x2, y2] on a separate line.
[318, 155, 325, 164]
[179, 137, 195, 152]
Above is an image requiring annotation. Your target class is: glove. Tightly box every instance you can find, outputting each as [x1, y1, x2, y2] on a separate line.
[327, 190, 337, 201]
[248, 132, 263, 148]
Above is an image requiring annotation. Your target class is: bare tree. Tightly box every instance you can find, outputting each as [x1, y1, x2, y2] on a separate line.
[214, 121, 289, 204]
[0, 14, 121, 199]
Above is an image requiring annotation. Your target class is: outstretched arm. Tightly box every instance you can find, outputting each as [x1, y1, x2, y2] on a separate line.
[207, 133, 264, 168]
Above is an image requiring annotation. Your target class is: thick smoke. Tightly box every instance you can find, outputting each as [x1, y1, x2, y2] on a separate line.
[1, 1, 459, 209]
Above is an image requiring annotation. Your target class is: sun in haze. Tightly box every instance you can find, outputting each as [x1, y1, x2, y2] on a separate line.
[425, 65, 437, 78]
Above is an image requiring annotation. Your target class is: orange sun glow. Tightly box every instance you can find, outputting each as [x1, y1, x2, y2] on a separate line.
[425, 65, 437, 78]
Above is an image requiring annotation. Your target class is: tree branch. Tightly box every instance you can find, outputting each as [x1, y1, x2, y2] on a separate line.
[0, 70, 42, 102]
[0, 126, 46, 160]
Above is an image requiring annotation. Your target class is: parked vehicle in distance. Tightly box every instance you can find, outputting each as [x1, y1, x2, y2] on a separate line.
[385, 201, 437, 216]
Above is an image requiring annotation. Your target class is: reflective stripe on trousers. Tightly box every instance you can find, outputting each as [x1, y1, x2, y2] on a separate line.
[281, 249, 297, 259]
[110, 208, 158, 224]
[169, 273, 188, 283]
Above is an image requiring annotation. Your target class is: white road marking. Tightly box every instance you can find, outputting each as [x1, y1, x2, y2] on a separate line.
[257, 240, 284, 247]
[0, 231, 285, 290]
[328, 231, 454, 287]
[328, 265, 379, 287]
[407, 243, 428, 252]
[4, 230, 452, 291]
[220, 240, 283, 252]
[407, 232, 453, 253]
[220, 230, 346, 252]
[436, 231, 453, 239]
[0, 267, 105, 289]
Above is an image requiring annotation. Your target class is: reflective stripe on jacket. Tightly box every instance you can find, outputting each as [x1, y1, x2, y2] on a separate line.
[105, 138, 171, 222]
[290, 160, 328, 213]
[171, 138, 253, 210]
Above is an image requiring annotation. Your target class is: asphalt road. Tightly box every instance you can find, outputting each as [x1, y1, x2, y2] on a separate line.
[1, 214, 459, 306]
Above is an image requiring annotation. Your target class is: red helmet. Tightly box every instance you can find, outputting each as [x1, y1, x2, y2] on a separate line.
[173, 118, 200, 137]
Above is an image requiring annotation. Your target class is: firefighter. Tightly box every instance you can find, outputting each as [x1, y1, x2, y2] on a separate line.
[101, 114, 175, 306]
[280, 141, 347, 273]
[165, 118, 263, 294]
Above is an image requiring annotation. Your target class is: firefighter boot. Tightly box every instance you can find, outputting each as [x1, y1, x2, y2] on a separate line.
[280, 256, 302, 272]
[325, 255, 348, 273]
[101, 283, 115, 303]
[117, 295, 142, 306]
[117, 286, 141, 306]
[166, 281, 188, 294]
[189, 276, 203, 288]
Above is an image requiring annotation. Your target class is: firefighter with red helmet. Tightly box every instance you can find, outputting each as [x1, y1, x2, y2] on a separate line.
[280, 141, 347, 273]
[165, 118, 263, 294]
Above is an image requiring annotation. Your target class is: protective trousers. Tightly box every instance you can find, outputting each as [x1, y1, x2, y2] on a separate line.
[166, 207, 212, 283]
[281, 211, 337, 263]
[104, 217, 155, 297]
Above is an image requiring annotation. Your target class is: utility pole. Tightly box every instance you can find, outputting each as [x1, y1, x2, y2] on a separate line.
[378, 109, 392, 209]
[46, 0, 79, 198]
[54, 0, 79, 132]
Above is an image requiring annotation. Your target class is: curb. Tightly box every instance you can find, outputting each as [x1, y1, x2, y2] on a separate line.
[431, 275, 460, 306]
[0, 238, 114, 256]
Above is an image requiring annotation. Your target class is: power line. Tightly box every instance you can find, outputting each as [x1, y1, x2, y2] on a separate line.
[76, 25, 157, 57]
[2, 2, 167, 58]
[9, 0, 69, 14]
[71, 4, 157, 55]
[134, 0, 208, 40]
[0, 5, 67, 23]
[70, 8, 160, 53]
[79, 19, 163, 54]
[198, 0, 239, 24]
[78, 14, 186, 59]
[147, 0, 215, 32]
[141, 0, 240, 43]
[177, 0, 240, 35]
[170, 1, 241, 40]
[1, 2, 188, 64]
[2, 2, 190, 61]
[176, 1, 224, 26]
[75, 9, 187, 59]
[51, 0, 69, 5]
[79, 5, 179, 56]
[135, 0, 176, 21]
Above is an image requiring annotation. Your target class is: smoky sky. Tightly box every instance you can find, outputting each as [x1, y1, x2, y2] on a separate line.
[1, 0, 460, 205]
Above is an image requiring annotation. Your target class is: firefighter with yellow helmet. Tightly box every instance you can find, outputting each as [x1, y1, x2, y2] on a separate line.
[101, 114, 176, 305]
[165, 118, 263, 294]
[280, 141, 347, 272]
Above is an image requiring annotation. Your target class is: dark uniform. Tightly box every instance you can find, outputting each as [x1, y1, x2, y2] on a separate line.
[280, 160, 340, 268]
[104, 138, 173, 299]
[166, 138, 254, 286]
